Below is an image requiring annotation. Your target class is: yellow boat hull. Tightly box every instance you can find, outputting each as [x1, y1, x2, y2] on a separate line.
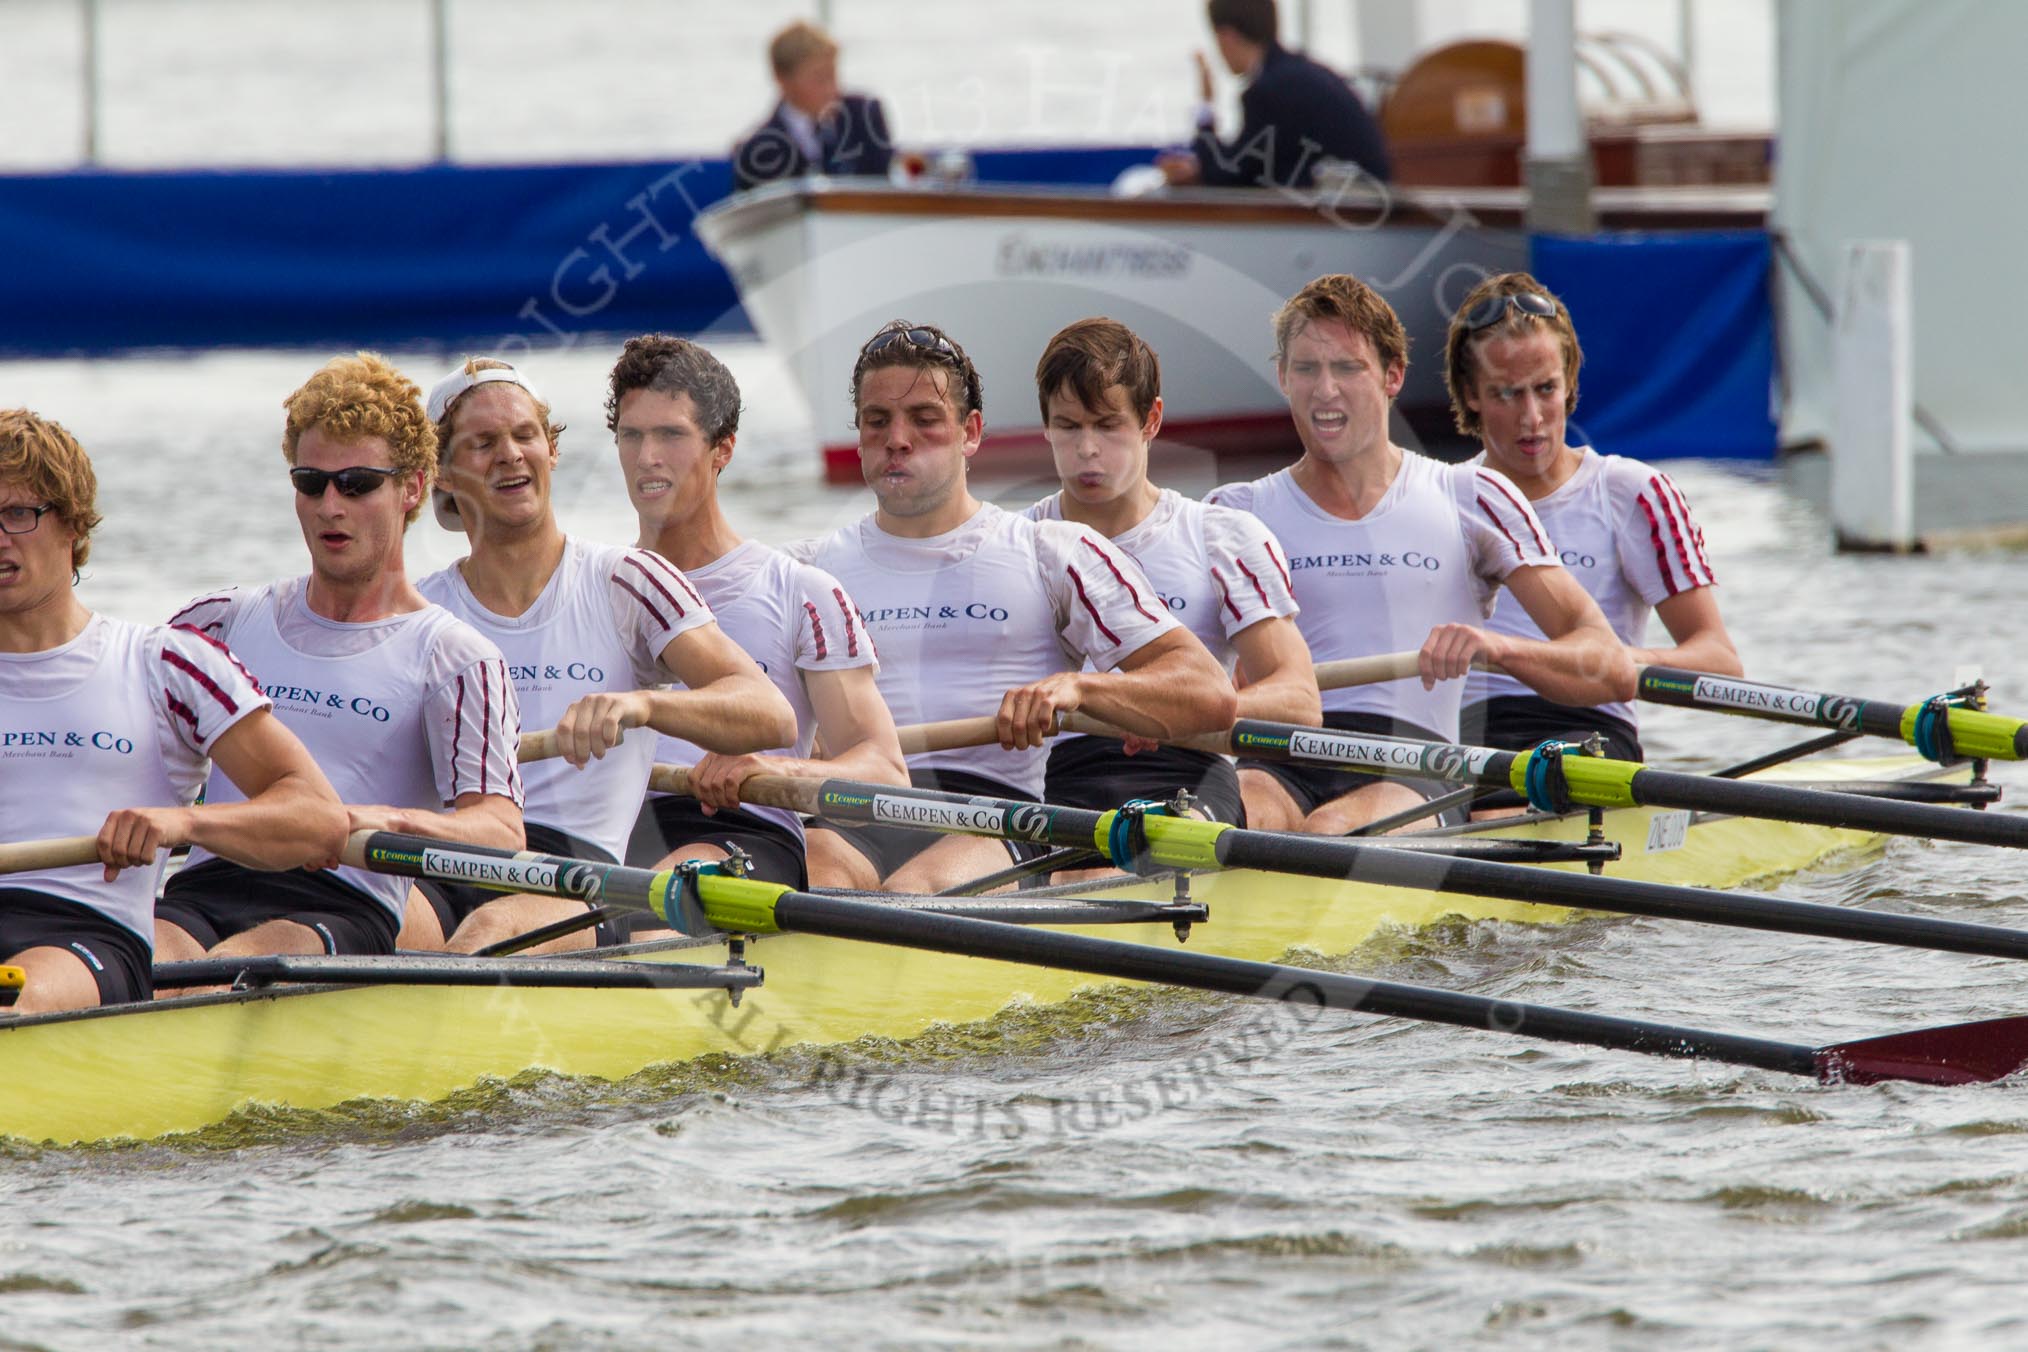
[1, 756, 1948, 1144]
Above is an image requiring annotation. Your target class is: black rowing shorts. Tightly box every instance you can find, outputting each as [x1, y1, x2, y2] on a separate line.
[812, 767, 1050, 881]
[1459, 694, 1644, 762]
[1044, 735, 1245, 825]
[158, 859, 399, 956]
[0, 888, 153, 1005]
[1238, 711, 1458, 818]
[414, 821, 616, 938]
[603, 796, 811, 944]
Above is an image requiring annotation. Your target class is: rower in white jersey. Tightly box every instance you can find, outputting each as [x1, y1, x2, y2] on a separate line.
[158, 354, 525, 963]
[412, 356, 794, 956]
[787, 320, 1236, 894]
[1444, 273, 1740, 775]
[607, 335, 904, 935]
[1206, 274, 1634, 836]
[1023, 318, 1319, 829]
[0, 411, 343, 1012]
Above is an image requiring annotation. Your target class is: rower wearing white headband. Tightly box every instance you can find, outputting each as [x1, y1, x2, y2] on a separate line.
[414, 356, 794, 955]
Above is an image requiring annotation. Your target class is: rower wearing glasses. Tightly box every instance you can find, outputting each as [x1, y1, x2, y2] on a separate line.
[415, 357, 794, 955]
[787, 321, 1236, 893]
[1024, 318, 1319, 828]
[159, 354, 526, 962]
[613, 336, 905, 919]
[1447, 273, 1740, 768]
[1208, 274, 1634, 835]
[0, 411, 344, 1012]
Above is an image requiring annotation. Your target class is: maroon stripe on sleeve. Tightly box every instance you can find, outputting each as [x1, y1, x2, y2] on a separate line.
[173, 625, 261, 692]
[1637, 494, 1685, 598]
[1263, 538, 1294, 594]
[1065, 565, 1123, 646]
[1475, 471, 1551, 554]
[1210, 569, 1242, 622]
[1647, 476, 1704, 591]
[632, 550, 705, 609]
[1235, 557, 1272, 610]
[451, 672, 467, 784]
[803, 600, 830, 660]
[168, 595, 232, 629]
[164, 691, 203, 744]
[1476, 496, 1528, 558]
[611, 573, 669, 629]
[831, 588, 861, 657]
[1079, 537, 1159, 623]
[1656, 474, 1715, 584]
[479, 663, 493, 796]
[620, 555, 689, 620]
[161, 647, 239, 717]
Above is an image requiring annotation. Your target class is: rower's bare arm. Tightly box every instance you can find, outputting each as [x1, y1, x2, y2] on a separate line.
[94, 709, 347, 880]
[347, 792, 524, 853]
[1491, 564, 1639, 705]
[689, 666, 906, 811]
[1000, 628, 1236, 750]
[552, 625, 796, 767]
[1637, 587, 1742, 677]
[1230, 616, 1323, 727]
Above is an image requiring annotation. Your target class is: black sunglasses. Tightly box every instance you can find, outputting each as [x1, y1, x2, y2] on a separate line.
[860, 325, 959, 359]
[289, 465, 405, 498]
[1463, 292, 1558, 331]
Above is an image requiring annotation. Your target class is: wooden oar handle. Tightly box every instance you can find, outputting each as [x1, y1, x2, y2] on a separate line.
[0, 835, 102, 875]
[519, 729, 558, 763]
[1312, 652, 1502, 689]
[648, 764, 823, 815]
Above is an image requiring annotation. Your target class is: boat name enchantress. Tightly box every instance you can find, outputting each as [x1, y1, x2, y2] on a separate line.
[994, 233, 1192, 280]
[1691, 676, 1823, 718]
[421, 848, 560, 891]
[872, 796, 1008, 835]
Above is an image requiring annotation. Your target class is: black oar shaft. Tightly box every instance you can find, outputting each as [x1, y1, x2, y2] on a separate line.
[770, 892, 1819, 1077]
[1207, 830, 2028, 962]
[1629, 769, 2026, 848]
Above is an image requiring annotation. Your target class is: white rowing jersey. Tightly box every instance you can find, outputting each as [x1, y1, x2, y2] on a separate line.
[1208, 454, 1555, 740]
[784, 502, 1179, 796]
[650, 539, 879, 842]
[0, 615, 267, 944]
[171, 577, 522, 923]
[1463, 448, 1717, 730]
[1024, 488, 1299, 668]
[420, 538, 711, 861]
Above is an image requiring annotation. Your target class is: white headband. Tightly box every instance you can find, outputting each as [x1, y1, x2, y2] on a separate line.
[426, 362, 546, 532]
[425, 364, 544, 424]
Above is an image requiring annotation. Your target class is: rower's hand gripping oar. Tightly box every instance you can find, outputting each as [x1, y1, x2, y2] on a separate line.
[343, 821, 2028, 1088]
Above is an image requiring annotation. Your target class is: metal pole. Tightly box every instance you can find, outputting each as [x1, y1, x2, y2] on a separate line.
[1678, 0, 1697, 103]
[1524, 0, 1595, 234]
[430, 0, 451, 161]
[1291, 0, 1312, 51]
[815, 0, 832, 29]
[80, 0, 100, 164]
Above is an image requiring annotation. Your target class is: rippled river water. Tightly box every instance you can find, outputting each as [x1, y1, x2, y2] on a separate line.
[3, 340, 2027, 1349]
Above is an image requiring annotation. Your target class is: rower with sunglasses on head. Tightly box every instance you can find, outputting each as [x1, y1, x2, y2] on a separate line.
[1024, 318, 1319, 848]
[413, 356, 794, 955]
[0, 411, 345, 1012]
[159, 353, 527, 964]
[1446, 273, 1739, 785]
[1207, 275, 1634, 835]
[785, 321, 1236, 893]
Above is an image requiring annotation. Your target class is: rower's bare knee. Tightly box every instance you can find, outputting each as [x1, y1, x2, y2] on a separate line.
[884, 836, 1012, 895]
[1303, 781, 1426, 836]
[1238, 769, 1302, 833]
[445, 895, 592, 955]
[208, 918, 326, 959]
[152, 919, 207, 965]
[397, 887, 447, 952]
[6, 946, 105, 1015]
[806, 828, 879, 891]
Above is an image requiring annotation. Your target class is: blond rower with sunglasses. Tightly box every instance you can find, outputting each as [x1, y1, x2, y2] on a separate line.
[1447, 273, 1740, 775]
[158, 353, 527, 962]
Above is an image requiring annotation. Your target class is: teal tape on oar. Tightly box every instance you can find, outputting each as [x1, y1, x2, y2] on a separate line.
[1106, 799, 1176, 875]
[1911, 695, 1960, 764]
[1521, 741, 1584, 814]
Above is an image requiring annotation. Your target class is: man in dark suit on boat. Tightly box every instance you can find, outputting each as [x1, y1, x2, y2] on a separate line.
[1159, 0, 1391, 190]
[732, 21, 893, 192]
